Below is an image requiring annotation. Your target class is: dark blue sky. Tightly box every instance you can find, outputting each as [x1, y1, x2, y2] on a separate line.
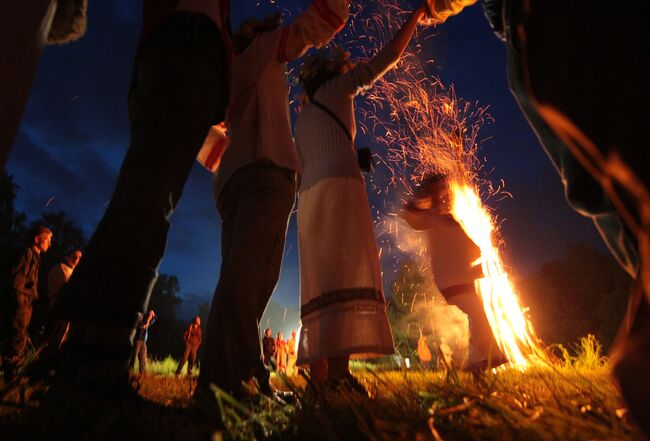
[6, 1, 604, 321]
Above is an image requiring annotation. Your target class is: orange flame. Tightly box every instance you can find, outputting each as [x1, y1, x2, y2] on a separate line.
[450, 182, 544, 367]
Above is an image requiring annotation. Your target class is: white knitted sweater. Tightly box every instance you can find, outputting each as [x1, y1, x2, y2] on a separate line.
[295, 46, 400, 191]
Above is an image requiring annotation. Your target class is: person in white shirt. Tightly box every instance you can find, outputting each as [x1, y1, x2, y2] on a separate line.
[199, 0, 350, 398]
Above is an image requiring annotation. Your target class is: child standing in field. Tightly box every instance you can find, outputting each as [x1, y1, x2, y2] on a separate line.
[295, 4, 427, 391]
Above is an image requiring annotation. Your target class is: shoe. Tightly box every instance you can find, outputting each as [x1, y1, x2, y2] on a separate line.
[257, 379, 295, 405]
[466, 352, 509, 374]
[304, 372, 369, 400]
[329, 372, 368, 396]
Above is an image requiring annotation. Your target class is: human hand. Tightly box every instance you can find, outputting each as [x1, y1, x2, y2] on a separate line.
[419, 0, 477, 26]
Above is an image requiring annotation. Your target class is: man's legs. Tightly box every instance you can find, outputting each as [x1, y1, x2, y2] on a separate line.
[187, 346, 197, 377]
[1, 295, 33, 382]
[442, 287, 503, 368]
[130, 340, 143, 371]
[176, 345, 190, 375]
[198, 164, 295, 396]
[53, 13, 228, 385]
[138, 343, 147, 374]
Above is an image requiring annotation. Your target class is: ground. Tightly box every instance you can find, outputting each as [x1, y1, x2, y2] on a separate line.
[0, 337, 637, 441]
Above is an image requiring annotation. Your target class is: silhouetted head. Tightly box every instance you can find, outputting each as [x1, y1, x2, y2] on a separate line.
[412, 173, 449, 211]
[65, 249, 82, 269]
[32, 225, 53, 254]
[233, 14, 283, 54]
[299, 46, 353, 101]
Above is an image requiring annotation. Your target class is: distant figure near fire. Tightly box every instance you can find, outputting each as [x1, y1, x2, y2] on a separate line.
[286, 330, 298, 376]
[176, 316, 202, 377]
[262, 328, 276, 366]
[130, 310, 155, 374]
[401, 174, 506, 371]
[417, 334, 433, 369]
[276, 332, 287, 374]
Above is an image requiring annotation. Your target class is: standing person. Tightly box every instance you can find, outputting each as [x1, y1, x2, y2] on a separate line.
[176, 316, 203, 377]
[51, 0, 232, 392]
[199, 0, 350, 399]
[45, 249, 82, 351]
[294, 4, 428, 391]
[286, 330, 297, 376]
[275, 332, 287, 374]
[417, 335, 433, 370]
[262, 328, 276, 366]
[0, 0, 87, 167]
[46, 250, 82, 312]
[0, 225, 52, 382]
[130, 310, 155, 374]
[401, 175, 507, 371]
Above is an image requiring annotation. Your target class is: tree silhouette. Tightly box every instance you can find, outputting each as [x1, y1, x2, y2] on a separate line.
[517, 243, 631, 350]
[0, 170, 27, 288]
[146, 274, 185, 359]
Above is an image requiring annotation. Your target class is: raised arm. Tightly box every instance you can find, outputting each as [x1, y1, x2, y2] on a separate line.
[277, 0, 349, 63]
[337, 5, 425, 95]
[365, 6, 426, 82]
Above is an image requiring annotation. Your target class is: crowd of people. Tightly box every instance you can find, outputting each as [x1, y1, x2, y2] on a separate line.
[262, 328, 298, 376]
[0, 0, 647, 436]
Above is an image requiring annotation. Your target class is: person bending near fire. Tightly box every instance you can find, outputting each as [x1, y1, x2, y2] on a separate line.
[401, 174, 507, 371]
[176, 316, 202, 377]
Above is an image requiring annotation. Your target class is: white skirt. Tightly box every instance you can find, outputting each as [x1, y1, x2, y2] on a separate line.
[297, 177, 394, 364]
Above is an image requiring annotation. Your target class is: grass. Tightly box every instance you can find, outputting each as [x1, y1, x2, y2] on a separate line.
[0, 335, 637, 441]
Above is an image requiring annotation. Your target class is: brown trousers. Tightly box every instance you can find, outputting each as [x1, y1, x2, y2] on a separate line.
[1, 294, 34, 369]
[176, 344, 199, 376]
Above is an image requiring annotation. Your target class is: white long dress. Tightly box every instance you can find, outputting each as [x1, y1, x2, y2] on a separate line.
[295, 49, 402, 364]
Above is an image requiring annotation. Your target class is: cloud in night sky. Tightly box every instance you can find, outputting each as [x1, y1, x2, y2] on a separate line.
[6, 1, 605, 325]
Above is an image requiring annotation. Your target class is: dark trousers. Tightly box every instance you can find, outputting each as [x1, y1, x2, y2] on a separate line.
[176, 344, 199, 376]
[198, 164, 296, 394]
[129, 340, 147, 374]
[502, 0, 648, 434]
[1, 294, 33, 374]
[53, 12, 229, 381]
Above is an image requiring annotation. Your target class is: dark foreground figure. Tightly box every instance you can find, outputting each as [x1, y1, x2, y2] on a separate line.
[480, 0, 649, 435]
[53, 1, 230, 385]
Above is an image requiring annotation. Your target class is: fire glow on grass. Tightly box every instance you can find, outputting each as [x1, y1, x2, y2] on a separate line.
[347, 0, 547, 367]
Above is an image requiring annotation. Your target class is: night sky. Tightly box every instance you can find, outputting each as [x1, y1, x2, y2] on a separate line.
[6, 1, 604, 324]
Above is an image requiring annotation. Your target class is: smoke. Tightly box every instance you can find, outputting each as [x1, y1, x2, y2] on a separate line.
[380, 214, 470, 366]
